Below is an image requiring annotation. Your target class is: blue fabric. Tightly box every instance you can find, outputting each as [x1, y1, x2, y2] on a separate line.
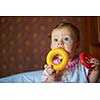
[0, 70, 43, 83]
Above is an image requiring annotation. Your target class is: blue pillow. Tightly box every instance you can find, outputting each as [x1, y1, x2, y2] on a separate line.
[0, 70, 43, 83]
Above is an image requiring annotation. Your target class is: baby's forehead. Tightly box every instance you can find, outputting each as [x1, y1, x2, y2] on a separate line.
[51, 28, 77, 41]
[52, 28, 74, 37]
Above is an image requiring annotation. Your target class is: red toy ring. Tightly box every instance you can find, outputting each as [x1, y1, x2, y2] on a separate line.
[79, 52, 94, 70]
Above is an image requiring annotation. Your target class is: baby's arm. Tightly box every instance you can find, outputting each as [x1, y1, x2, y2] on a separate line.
[41, 64, 56, 82]
[89, 58, 100, 83]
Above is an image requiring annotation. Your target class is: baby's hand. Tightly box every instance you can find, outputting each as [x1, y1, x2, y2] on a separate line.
[90, 58, 100, 70]
[44, 55, 62, 75]
[44, 64, 56, 75]
[43, 64, 56, 82]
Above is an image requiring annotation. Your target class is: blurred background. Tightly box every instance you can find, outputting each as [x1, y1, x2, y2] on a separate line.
[0, 16, 100, 78]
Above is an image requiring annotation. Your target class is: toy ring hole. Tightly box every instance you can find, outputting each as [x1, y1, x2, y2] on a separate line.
[84, 57, 90, 64]
[53, 54, 63, 64]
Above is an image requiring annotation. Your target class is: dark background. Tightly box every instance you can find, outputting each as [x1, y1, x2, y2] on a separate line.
[0, 16, 100, 77]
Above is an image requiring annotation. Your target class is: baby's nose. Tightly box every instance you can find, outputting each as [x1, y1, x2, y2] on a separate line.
[58, 41, 64, 48]
[58, 41, 64, 45]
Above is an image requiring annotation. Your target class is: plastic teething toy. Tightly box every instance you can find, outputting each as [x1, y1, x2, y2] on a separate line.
[46, 48, 69, 71]
[79, 52, 94, 70]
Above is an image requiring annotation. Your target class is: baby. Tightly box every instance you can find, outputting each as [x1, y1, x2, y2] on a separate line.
[41, 22, 100, 83]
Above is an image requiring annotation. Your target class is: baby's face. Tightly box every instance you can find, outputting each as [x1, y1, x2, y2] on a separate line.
[51, 27, 79, 59]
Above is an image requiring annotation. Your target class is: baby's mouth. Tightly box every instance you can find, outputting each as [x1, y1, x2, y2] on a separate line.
[58, 46, 64, 49]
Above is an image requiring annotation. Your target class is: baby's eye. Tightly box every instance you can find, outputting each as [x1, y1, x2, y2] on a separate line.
[64, 37, 69, 41]
[54, 38, 58, 42]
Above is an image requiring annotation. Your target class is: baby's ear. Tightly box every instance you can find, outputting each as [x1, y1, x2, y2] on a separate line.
[75, 42, 81, 54]
[75, 42, 80, 49]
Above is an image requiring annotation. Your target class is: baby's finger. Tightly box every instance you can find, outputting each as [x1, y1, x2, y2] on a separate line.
[56, 71, 59, 74]
[48, 65, 53, 67]
[90, 58, 99, 63]
[95, 62, 99, 65]
[91, 64, 95, 68]
[91, 62, 99, 65]
[44, 64, 53, 69]
[47, 66, 54, 71]
[44, 64, 48, 68]
[46, 66, 55, 75]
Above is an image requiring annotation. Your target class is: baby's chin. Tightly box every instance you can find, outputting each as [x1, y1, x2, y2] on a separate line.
[69, 54, 76, 60]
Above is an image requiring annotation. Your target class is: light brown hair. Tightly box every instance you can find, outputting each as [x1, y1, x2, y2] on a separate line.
[49, 22, 80, 42]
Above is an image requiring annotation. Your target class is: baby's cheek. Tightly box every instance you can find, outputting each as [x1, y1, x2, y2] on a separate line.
[51, 44, 58, 49]
[64, 46, 72, 53]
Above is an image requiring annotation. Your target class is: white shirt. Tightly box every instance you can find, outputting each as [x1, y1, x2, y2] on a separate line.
[41, 60, 89, 83]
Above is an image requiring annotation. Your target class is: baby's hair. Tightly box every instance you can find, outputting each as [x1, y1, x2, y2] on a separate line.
[49, 22, 80, 41]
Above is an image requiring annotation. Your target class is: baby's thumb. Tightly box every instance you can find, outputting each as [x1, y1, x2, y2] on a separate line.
[44, 64, 48, 68]
[56, 71, 59, 74]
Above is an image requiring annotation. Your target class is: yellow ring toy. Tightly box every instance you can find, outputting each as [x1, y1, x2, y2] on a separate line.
[46, 48, 69, 71]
